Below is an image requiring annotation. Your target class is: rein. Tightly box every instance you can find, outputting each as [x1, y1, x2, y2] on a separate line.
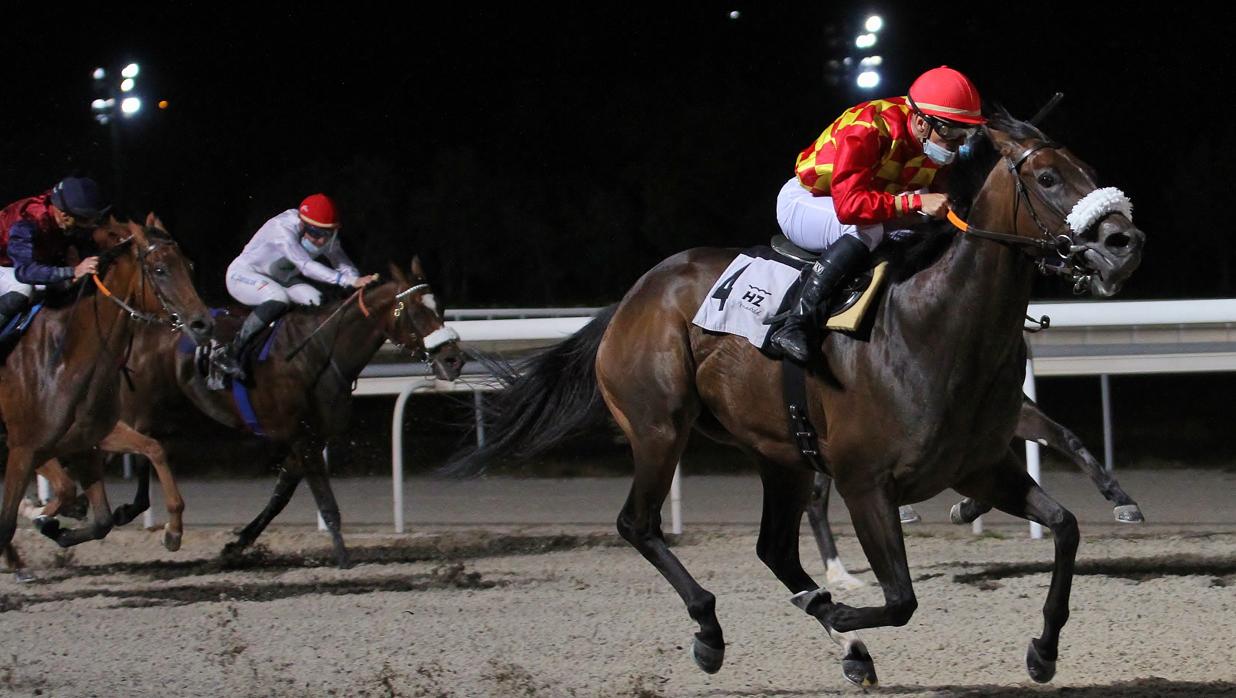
[283, 280, 457, 364]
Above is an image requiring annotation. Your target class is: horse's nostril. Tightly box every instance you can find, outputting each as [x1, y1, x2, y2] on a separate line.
[1104, 233, 1131, 250]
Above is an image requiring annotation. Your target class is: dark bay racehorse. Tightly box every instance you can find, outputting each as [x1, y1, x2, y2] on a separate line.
[0, 215, 213, 578]
[809, 395, 1146, 590]
[446, 110, 1145, 686]
[29, 258, 463, 566]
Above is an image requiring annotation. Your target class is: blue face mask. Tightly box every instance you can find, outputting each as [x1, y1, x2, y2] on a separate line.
[301, 236, 326, 255]
[922, 137, 956, 166]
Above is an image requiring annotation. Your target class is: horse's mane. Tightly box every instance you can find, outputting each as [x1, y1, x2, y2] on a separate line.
[880, 104, 1046, 281]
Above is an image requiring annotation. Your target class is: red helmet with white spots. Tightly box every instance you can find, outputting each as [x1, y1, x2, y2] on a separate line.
[298, 193, 340, 229]
[908, 66, 985, 125]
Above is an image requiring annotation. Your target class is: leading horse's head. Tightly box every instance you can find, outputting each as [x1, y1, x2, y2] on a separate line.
[973, 110, 1145, 297]
[95, 213, 214, 345]
[383, 256, 464, 381]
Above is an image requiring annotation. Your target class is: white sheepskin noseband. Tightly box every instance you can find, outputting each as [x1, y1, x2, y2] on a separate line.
[423, 327, 460, 350]
[1066, 187, 1132, 234]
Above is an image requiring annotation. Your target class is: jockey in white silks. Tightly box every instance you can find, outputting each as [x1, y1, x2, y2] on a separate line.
[212, 193, 378, 381]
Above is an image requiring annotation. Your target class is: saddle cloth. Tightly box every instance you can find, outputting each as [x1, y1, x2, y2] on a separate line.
[692, 250, 801, 351]
[692, 246, 889, 352]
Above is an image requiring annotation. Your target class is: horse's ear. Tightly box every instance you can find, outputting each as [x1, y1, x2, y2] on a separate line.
[984, 127, 1020, 159]
[388, 262, 408, 285]
[145, 212, 165, 231]
[129, 220, 149, 248]
[410, 255, 425, 279]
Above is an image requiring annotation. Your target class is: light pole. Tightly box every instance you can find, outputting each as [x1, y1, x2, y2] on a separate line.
[91, 63, 143, 207]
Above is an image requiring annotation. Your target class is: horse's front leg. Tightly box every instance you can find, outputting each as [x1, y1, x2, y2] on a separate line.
[303, 442, 350, 569]
[1, 446, 40, 582]
[763, 463, 877, 687]
[34, 453, 115, 548]
[1016, 398, 1143, 523]
[27, 459, 86, 520]
[99, 422, 184, 551]
[804, 483, 917, 635]
[954, 449, 1079, 683]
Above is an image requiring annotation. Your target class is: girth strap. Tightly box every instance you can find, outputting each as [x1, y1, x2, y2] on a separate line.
[781, 359, 828, 473]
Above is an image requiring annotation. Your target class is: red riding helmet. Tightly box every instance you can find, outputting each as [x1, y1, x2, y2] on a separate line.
[908, 66, 985, 125]
[298, 193, 341, 229]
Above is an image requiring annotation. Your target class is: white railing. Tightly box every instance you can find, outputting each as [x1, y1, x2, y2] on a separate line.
[358, 300, 1236, 534]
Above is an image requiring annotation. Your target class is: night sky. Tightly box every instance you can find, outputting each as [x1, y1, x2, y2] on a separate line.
[5, 3, 1232, 306]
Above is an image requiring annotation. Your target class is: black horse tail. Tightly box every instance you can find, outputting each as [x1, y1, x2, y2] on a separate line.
[440, 305, 618, 478]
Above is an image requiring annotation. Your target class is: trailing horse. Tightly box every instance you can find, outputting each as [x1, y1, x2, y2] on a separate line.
[0, 215, 213, 579]
[29, 257, 463, 567]
[445, 109, 1145, 686]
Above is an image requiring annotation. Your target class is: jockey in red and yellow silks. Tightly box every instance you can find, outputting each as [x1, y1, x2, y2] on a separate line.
[769, 66, 986, 362]
[794, 96, 945, 225]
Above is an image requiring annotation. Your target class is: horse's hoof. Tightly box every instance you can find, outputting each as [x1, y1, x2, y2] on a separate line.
[1113, 504, 1144, 523]
[162, 527, 182, 552]
[1026, 639, 1057, 683]
[841, 656, 878, 687]
[690, 636, 725, 674]
[898, 505, 921, 524]
[33, 516, 61, 540]
[13, 568, 34, 584]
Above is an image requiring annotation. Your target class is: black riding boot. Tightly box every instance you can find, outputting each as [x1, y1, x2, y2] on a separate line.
[213, 300, 288, 380]
[0, 292, 31, 336]
[769, 235, 870, 362]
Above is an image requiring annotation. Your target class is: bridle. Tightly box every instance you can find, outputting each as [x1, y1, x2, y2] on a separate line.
[945, 136, 1133, 295]
[90, 230, 190, 330]
[381, 282, 460, 363]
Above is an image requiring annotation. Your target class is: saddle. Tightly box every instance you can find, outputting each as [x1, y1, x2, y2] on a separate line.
[769, 235, 889, 333]
[180, 308, 282, 391]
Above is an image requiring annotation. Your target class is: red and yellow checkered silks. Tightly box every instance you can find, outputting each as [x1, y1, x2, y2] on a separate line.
[794, 96, 944, 225]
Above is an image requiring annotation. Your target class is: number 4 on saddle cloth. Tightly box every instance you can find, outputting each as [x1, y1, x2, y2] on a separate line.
[176, 308, 283, 436]
[691, 235, 889, 355]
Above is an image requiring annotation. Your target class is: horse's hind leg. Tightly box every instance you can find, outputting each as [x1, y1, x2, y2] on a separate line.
[602, 372, 722, 673]
[954, 450, 1079, 683]
[805, 472, 865, 590]
[303, 443, 350, 569]
[1017, 398, 1143, 522]
[99, 423, 184, 551]
[761, 463, 876, 687]
[222, 461, 302, 560]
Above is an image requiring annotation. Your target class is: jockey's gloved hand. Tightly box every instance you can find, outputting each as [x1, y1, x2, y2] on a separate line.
[73, 257, 99, 281]
[352, 273, 380, 289]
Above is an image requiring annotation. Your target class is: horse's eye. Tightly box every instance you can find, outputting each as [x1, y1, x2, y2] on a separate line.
[154, 266, 168, 276]
[1036, 172, 1058, 188]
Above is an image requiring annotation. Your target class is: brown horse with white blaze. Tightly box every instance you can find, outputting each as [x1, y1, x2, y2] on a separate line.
[445, 109, 1145, 686]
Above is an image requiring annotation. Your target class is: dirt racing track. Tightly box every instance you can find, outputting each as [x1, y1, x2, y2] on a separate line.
[0, 522, 1233, 697]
